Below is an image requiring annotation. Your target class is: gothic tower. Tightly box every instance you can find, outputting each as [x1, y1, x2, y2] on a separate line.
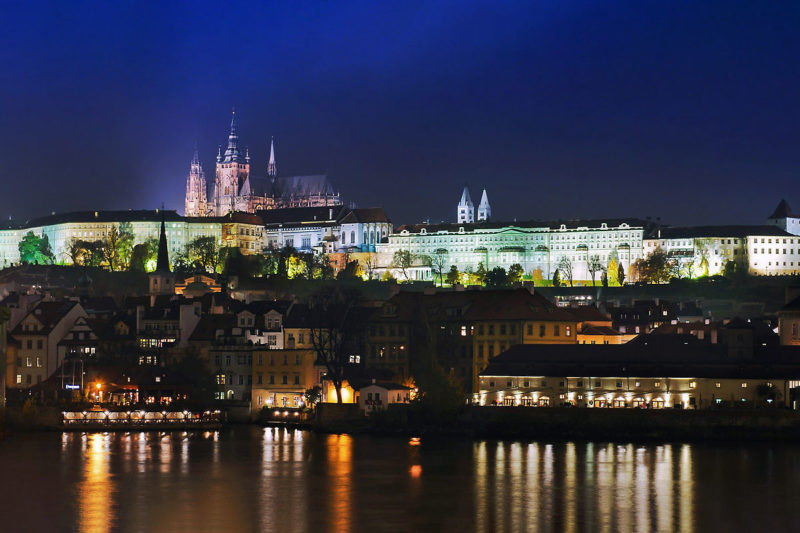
[477, 189, 491, 222]
[457, 186, 474, 223]
[184, 145, 207, 216]
[213, 110, 251, 216]
[149, 210, 175, 298]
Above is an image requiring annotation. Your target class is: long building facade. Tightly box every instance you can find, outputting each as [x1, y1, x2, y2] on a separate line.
[375, 219, 648, 282]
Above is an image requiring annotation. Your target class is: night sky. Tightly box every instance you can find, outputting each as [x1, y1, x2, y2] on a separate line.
[2, 1, 800, 226]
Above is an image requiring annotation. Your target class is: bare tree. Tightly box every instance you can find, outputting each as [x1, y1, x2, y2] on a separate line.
[588, 255, 604, 286]
[432, 249, 449, 286]
[362, 253, 377, 280]
[558, 256, 574, 287]
[308, 287, 362, 404]
[392, 250, 414, 282]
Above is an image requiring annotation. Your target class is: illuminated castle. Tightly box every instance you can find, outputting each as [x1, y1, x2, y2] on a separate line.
[185, 110, 341, 217]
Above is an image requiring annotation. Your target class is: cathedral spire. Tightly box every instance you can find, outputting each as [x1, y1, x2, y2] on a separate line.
[191, 142, 200, 165]
[223, 108, 241, 162]
[477, 189, 491, 222]
[267, 136, 277, 178]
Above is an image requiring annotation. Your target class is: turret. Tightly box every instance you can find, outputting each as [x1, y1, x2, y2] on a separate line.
[267, 136, 277, 179]
[477, 189, 491, 222]
[457, 186, 474, 224]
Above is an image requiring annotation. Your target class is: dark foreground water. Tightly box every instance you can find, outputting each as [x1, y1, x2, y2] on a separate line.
[1, 427, 800, 532]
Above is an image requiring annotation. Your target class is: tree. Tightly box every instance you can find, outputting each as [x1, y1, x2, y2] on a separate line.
[303, 386, 322, 409]
[552, 269, 561, 287]
[102, 225, 123, 271]
[474, 262, 488, 286]
[337, 260, 361, 281]
[617, 263, 625, 286]
[531, 267, 544, 284]
[722, 260, 738, 279]
[18, 232, 54, 265]
[507, 263, 524, 284]
[634, 248, 675, 284]
[445, 265, 461, 286]
[117, 222, 135, 269]
[186, 236, 219, 272]
[362, 253, 378, 280]
[309, 253, 335, 280]
[557, 256, 573, 287]
[431, 249, 449, 286]
[308, 287, 362, 404]
[392, 250, 414, 282]
[607, 256, 619, 287]
[129, 243, 149, 272]
[485, 267, 509, 288]
[601, 271, 608, 287]
[588, 255, 604, 287]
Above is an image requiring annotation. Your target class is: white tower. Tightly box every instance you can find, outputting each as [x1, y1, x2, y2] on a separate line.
[477, 189, 491, 222]
[457, 186, 474, 223]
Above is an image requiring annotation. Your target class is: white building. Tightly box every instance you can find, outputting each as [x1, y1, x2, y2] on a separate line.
[644, 225, 800, 276]
[767, 199, 800, 237]
[477, 189, 491, 222]
[457, 186, 475, 224]
[376, 219, 646, 282]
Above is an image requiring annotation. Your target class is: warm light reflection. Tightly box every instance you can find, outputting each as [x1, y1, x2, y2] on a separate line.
[410, 464, 422, 478]
[78, 433, 115, 533]
[327, 434, 352, 532]
[473, 441, 695, 533]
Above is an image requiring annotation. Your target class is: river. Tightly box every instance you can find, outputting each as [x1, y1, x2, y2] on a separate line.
[0, 427, 798, 532]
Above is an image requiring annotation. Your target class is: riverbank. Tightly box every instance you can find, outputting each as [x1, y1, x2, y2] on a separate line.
[314, 404, 800, 442]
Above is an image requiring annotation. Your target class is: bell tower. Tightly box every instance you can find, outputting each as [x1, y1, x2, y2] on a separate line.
[184, 145, 207, 216]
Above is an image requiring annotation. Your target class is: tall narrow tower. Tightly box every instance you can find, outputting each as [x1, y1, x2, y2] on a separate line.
[149, 210, 175, 297]
[267, 136, 277, 180]
[457, 186, 474, 223]
[184, 145, 207, 216]
[213, 109, 251, 216]
[477, 189, 491, 222]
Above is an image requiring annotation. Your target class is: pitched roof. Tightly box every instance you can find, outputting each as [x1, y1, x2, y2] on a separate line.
[480, 337, 800, 380]
[257, 205, 349, 226]
[340, 208, 391, 224]
[396, 218, 652, 234]
[651, 225, 793, 239]
[272, 175, 336, 198]
[12, 300, 79, 335]
[769, 199, 796, 219]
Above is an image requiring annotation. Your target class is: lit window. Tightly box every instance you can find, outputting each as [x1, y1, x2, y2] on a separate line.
[715, 382, 721, 388]
[689, 381, 696, 389]
[654, 381, 661, 387]
[741, 382, 748, 388]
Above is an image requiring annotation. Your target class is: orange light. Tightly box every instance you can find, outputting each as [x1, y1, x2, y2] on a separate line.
[95, 383, 102, 390]
[409, 437, 421, 446]
[410, 465, 422, 478]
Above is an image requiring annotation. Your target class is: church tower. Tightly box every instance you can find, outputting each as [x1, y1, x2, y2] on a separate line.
[213, 110, 251, 216]
[267, 136, 277, 181]
[457, 186, 474, 223]
[149, 211, 175, 298]
[477, 189, 491, 222]
[184, 145, 207, 216]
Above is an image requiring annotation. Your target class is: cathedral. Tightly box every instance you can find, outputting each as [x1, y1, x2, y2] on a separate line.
[185, 111, 342, 217]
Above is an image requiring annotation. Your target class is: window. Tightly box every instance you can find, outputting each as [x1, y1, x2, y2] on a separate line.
[226, 355, 231, 366]
[215, 373, 225, 385]
[527, 324, 533, 336]
[523, 381, 530, 388]
[565, 325, 571, 337]
[616, 381, 623, 388]
[741, 382, 748, 388]
[577, 380, 583, 388]
[36, 340, 43, 350]
[689, 381, 697, 389]
[488, 325, 495, 335]
[715, 382, 721, 388]
[294, 376, 300, 385]
[282, 375, 288, 385]
[654, 381, 661, 387]
[500, 324, 506, 335]
[257, 374, 263, 385]
[541, 380, 547, 387]
[506, 381, 512, 387]
[595, 380, 601, 388]
[16, 374, 21, 385]
[489, 381, 495, 387]
[25, 357, 32, 367]
[554, 325, 560, 337]
[35, 357, 41, 368]
[269, 375, 275, 384]
[539, 325, 546, 337]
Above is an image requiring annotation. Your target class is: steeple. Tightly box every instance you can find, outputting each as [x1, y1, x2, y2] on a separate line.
[222, 108, 242, 163]
[457, 185, 474, 224]
[267, 136, 277, 179]
[477, 189, 491, 222]
[191, 142, 200, 165]
[156, 210, 170, 273]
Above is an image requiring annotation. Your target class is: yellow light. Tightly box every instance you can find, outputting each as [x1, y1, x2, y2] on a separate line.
[96, 383, 102, 390]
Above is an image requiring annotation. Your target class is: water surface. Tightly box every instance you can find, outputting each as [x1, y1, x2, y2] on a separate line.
[1, 427, 798, 532]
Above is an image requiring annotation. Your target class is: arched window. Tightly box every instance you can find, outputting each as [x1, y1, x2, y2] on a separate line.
[342, 232, 346, 244]
[364, 231, 368, 244]
[350, 231, 355, 243]
[370, 231, 375, 244]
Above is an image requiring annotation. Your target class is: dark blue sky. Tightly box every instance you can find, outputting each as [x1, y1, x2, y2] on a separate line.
[2, 1, 799, 226]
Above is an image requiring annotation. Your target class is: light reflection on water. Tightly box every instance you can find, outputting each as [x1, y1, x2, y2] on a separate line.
[3, 428, 800, 532]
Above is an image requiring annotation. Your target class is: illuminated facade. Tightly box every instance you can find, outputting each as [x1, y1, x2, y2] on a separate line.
[376, 219, 646, 282]
[644, 225, 800, 276]
[476, 339, 800, 408]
